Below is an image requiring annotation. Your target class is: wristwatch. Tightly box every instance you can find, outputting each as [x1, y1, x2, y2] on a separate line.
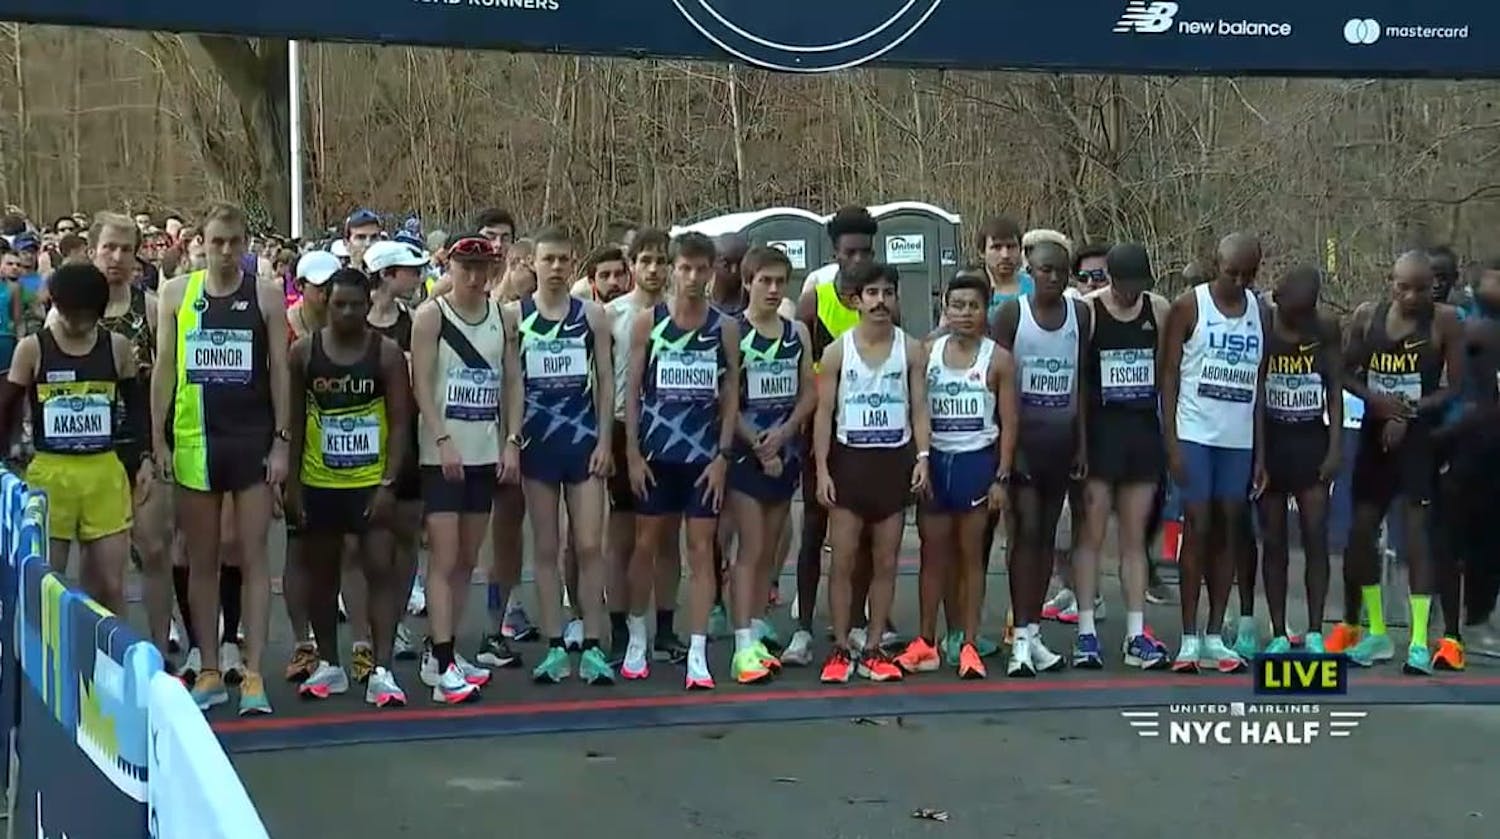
[274, 429, 291, 442]
[993, 471, 1012, 486]
[379, 477, 397, 489]
[916, 450, 931, 461]
[506, 433, 524, 448]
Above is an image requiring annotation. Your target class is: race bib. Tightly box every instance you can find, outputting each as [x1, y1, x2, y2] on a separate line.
[1197, 358, 1257, 403]
[1342, 390, 1364, 430]
[1099, 348, 1154, 403]
[524, 336, 588, 391]
[842, 388, 906, 446]
[1369, 371, 1421, 404]
[445, 365, 500, 422]
[746, 358, 797, 408]
[42, 392, 112, 452]
[184, 328, 254, 385]
[654, 348, 718, 402]
[1019, 355, 1074, 408]
[930, 380, 986, 434]
[320, 412, 381, 469]
[1265, 372, 1325, 423]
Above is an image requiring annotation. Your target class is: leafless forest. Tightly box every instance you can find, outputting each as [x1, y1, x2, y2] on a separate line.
[3, 26, 1499, 305]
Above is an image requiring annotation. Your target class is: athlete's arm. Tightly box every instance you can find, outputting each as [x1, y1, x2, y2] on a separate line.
[795, 285, 818, 335]
[145, 289, 160, 338]
[379, 336, 413, 485]
[787, 321, 818, 434]
[0, 336, 37, 443]
[586, 301, 614, 455]
[990, 299, 1020, 351]
[812, 340, 842, 480]
[1339, 302, 1377, 402]
[717, 318, 743, 458]
[906, 332, 932, 455]
[1159, 291, 1197, 472]
[1072, 298, 1092, 472]
[623, 310, 652, 458]
[111, 332, 149, 473]
[1421, 304, 1466, 416]
[286, 337, 310, 490]
[500, 303, 524, 445]
[570, 278, 593, 301]
[1320, 313, 1344, 459]
[409, 302, 448, 442]
[258, 279, 292, 441]
[991, 345, 1019, 477]
[150, 277, 183, 462]
[1251, 302, 1272, 495]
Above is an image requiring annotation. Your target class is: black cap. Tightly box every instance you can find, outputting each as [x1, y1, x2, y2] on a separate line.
[1106, 243, 1154, 284]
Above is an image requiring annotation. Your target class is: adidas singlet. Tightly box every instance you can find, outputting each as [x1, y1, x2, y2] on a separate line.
[300, 331, 388, 489]
[31, 326, 118, 455]
[419, 296, 504, 467]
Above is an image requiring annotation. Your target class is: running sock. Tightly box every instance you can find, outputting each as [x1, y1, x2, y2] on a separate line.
[1126, 610, 1145, 639]
[1361, 585, 1387, 635]
[1026, 622, 1041, 643]
[219, 566, 242, 644]
[1078, 610, 1096, 636]
[733, 628, 755, 653]
[626, 614, 647, 645]
[688, 633, 708, 671]
[1409, 595, 1431, 647]
[171, 566, 197, 649]
[433, 640, 456, 672]
[656, 609, 675, 638]
[609, 611, 627, 641]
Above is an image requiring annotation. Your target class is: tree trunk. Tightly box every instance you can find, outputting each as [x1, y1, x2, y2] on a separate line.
[190, 35, 292, 233]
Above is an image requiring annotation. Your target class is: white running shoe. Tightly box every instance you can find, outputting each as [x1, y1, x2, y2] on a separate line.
[621, 634, 649, 680]
[419, 646, 441, 687]
[1041, 588, 1076, 621]
[176, 647, 202, 682]
[1030, 635, 1065, 672]
[220, 642, 245, 683]
[365, 667, 407, 707]
[393, 624, 417, 660]
[407, 580, 427, 616]
[848, 627, 868, 651]
[780, 630, 814, 666]
[432, 664, 479, 704]
[1007, 637, 1036, 677]
[454, 653, 492, 687]
[338, 594, 348, 622]
[168, 620, 184, 654]
[297, 661, 349, 699]
[563, 619, 585, 652]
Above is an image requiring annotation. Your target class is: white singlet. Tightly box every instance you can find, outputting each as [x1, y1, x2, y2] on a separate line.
[419, 296, 505, 466]
[607, 294, 652, 420]
[835, 329, 911, 448]
[926, 334, 998, 453]
[1176, 283, 1263, 450]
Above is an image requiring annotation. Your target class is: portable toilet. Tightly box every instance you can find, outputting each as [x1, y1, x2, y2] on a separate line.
[869, 201, 963, 337]
[671, 207, 828, 287]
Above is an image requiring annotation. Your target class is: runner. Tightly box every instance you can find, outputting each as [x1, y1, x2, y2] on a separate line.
[364, 239, 431, 663]
[1160, 233, 1267, 674]
[1257, 266, 1342, 654]
[285, 268, 411, 705]
[623, 231, 740, 689]
[152, 202, 289, 714]
[505, 228, 616, 685]
[898, 273, 1016, 679]
[814, 261, 927, 683]
[726, 246, 814, 684]
[343, 209, 383, 269]
[604, 229, 681, 667]
[993, 241, 1087, 676]
[411, 232, 506, 703]
[1074, 243, 1170, 670]
[287, 251, 339, 340]
[1337, 251, 1463, 674]
[0, 263, 146, 612]
[710, 232, 750, 640]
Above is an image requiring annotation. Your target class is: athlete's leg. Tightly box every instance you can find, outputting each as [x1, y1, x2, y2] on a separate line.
[177, 487, 225, 673]
[489, 486, 526, 634]
[758, 501, 792, 626]
[424, 507, 463, 670]
[450, 509, 491, 644]
[135, 482, 174, 654]
[1115, 483, 1159, 651]
[826, 508, 863, 648]
[391, 500, 423, 640]
[796, 495, 828, 634]
[303, 527, 345, 668]
[1234, 505, 1258, 625]
[1205, 497, 1245, 643]
[1294, 485, 1331, 637]
[1074, 478, 1113, 640]
[606, 505, 633, 653]
[563, 477, 609, 680]
[684, 515, 719, 650]
[523, 479, 567, 644]
[1257, 492, 1292, 639]
[730, 491, 767, 635]
[229, 483, 273, 674]
[862, 510, 904, 656]
[358, 522, 399, 668]
[914, 508, 950, 645]
[956, 506, 989, 646]
[80, 531, 131, 615]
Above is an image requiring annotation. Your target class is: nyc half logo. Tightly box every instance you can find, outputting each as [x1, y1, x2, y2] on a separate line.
[671, 0, 944, 72]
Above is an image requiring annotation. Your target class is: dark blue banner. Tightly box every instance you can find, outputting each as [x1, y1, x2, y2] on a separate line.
[0, 0, 1486, 77]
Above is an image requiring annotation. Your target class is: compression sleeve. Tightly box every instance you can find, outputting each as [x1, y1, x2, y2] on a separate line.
[116, 375, 149, 474]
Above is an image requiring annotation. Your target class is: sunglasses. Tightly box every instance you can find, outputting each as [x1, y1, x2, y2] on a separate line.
[1077, 268, 1108, 283]
[447, 237, 500, 261]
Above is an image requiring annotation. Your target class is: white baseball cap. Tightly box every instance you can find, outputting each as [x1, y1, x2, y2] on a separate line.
[296, 250, 341, 285]
[364, 240, 430, 274]
[329, 239, 350, 259]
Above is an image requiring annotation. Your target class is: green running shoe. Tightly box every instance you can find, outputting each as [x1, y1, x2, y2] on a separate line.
[1263, 636, 1293, 655]
[1402, 643, 1433, 676]
[1345, 633, 1394, 667]
[732, 647, 774, 684]
[975, 635, 1001, 658]
[940, 631, 962, 667]
[532, 647, 572, 683]
[1233, 625, 1259, 661]
[1302, 632, 1326, 654]
[578, 647, 615, 685]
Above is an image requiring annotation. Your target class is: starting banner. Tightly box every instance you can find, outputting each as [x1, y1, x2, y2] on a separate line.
[0, 1, 1489, 78]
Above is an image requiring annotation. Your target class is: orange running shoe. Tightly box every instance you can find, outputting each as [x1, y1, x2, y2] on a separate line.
[1324, 623, 1361, 653]
[895, 637, 941, 673]
[820, 648, 853, 683]
[857, 650, 904, 682]
[958, 642, 987, 679]
[1433, 636, 1466, 671]
[283, 642, 318, 682]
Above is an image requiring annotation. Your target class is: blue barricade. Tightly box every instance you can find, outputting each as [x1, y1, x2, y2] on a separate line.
[0, 467, 267, 838]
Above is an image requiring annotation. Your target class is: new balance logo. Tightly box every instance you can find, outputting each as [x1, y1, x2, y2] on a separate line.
[1114, 1, 1178, 34]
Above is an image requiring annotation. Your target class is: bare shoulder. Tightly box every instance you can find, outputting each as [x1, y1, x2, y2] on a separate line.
[158, 274, 188, 307]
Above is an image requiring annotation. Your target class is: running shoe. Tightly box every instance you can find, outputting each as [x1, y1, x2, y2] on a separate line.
[298, 662, 349, 699]
[407, 579, 427, 616]
[975, 635, 1001, 658]
[780, 630, 814, 666]
[685, 656, 716, 690]
[476, 633, 522, 669]
[1171, 636, 1202, 674]
[753, 641, 782, 672]
[1200, 636, 1246, 673]
[1145, 581, 1175, 605]
[732, 647, 774, 684]
[532, 647, 572, 684]
[365, 666, 407, 707]
[939, 631, 962, 666]
[238, 671, 272, 716]
[190, 668, 229, 710]
[176, 647, 203, 685]
[752, 618, 782, 654]
[1071, 633, 1103, 669]
[419, 643, 441, 687]
[579, 647, 616, 685]
[1263, 636, 1293, 655]
[350, 642, 376, 684]
[220, 642, 245, 686]
[895, 637, 940, 673]
[820, 648, 854, 683]
[1302, 631, 1327, 654]
[1231, 623, 1259, 662]
[502, 605, 540, 642]
[1431, 637, 1465, 672]
[168, 620, 184, 655]
[621, 633, 650, 680]
[1007, 637, 1036, 678]
[1403, 643, 1434, 675]
[563, 619, 585, 652]
[1324, 623, 1361, 653]
[957, 642, 986, 679]
[1041, 588, 1076, 621]
[284, 642, 318, 682]
[709, 604, 731, 639]
[1031, 635, 1065, 672]
[848, 626, 869, 651]
[394, 624, 418, 660]
[1345, 633, 1394, 667]
[857, 649, 903, 682]
[454, 653, 492, 687]
[338, 594, 348, 623]
[1123, 634, 1168, 670]
[653, 632, 689, 664]
[1467, 624, 1500, 658]
[607, 632, 629, 669]
[432, 664, 480, 704]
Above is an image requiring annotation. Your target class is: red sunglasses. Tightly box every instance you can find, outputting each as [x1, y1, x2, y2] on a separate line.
[447, 237, 500, 261]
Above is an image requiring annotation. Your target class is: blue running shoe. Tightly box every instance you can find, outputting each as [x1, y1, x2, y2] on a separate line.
[1124, 634, 1168, 670]
[1302, 632, 1326, 654]
[1402, 643, 1434, 676]
[1345, 633, 1395, 667]
[1263, 636, 1293, 655]
[1072, 633, 1103, 669]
